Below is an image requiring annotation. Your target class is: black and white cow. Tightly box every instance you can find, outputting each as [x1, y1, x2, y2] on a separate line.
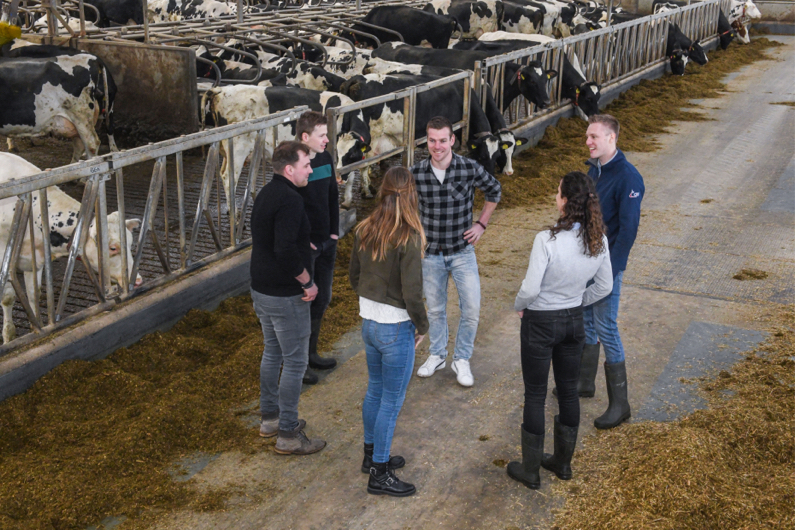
[718, 10, 736, 50]
[83, 0, 144, 26]
[340, 6, 460, 49]
[728, 0, 761, 44]
[0, 152, 142, 343]
[147, 0, 235, 22]
[256, 45, 374, 79]
[423, 0, 504, 39]
[474, 33, 601, 118]
[500, 1, 545, 35]
[203, 86, 371, 208]
[667, 23, 708, 73]
[341, 73, 503, 177]
[503, 0, 578, 37]
[0, 53, 117, 162]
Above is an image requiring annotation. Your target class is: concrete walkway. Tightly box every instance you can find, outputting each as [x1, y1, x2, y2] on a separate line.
[155, 38, 795, 530]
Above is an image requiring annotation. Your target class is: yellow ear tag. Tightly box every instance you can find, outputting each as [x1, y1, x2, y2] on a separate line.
[520, 74, 526, 80]
[470, 144, 477, 150]
[361, 146, 367, 152]
[501, 144, 510, 150]
[576, 88, 580, 94]
[516, 139, 523, 146]
[547, 73, 551, 79]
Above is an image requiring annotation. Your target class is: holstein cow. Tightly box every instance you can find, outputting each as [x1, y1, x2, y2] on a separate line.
[147, 0, 235, 23]
[202, 86, 371, 209]
[728, 0, 761, 44]
[83, 0, 144, 26]
[339, 6, 460, 49]
[0, 152, 142, 344]
[0, 54, 116, 163]
[503, 0, 578, 38]
[423, 0, 504, 39]
[666, 23, 708, 75]
[718, 10, 736, 50]
[473, 32, 602, 118]
[256, 46, 374, 79]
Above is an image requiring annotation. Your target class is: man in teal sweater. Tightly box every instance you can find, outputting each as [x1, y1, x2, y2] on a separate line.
[296, 111, 340, 385]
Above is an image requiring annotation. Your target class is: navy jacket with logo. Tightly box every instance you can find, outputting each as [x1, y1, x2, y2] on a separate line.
[586, 149, 645, 278]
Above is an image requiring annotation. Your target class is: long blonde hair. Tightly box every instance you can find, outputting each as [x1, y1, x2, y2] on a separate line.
[355, 166, 426, 261]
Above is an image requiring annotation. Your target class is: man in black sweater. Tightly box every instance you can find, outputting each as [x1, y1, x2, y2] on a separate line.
[295, 111, 341, 384]
[251, 140, 325, 456]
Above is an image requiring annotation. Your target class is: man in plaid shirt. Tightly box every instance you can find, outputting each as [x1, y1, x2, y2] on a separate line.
[412, 116, 502, 387]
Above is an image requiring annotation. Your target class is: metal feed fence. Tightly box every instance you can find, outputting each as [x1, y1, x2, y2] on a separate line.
[473, 0, 732, 130]
[0, 106, 308, 354]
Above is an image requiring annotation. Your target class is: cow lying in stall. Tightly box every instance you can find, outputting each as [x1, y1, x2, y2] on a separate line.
[202, 86, 371, 209]
[0, 152, 142, 344]
[340, 6, 461, 49]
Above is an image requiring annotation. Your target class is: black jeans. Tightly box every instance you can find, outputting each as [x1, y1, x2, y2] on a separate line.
[309, 238, 337, 321]
[520, 307, 586, 435]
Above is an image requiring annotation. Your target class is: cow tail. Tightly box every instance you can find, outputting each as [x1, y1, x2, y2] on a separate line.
[200, 88, 214, 130]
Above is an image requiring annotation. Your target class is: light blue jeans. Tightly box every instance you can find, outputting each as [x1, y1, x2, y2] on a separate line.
[422, 245, 481, 361]
[361, 319, 416, 464]
[252, 290, 311, 432]
[584, 270, 625, 364]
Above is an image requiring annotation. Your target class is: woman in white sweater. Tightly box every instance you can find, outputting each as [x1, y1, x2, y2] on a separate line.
[508, 171, 613, 490]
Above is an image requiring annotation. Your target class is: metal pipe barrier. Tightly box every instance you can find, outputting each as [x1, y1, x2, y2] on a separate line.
[473, 0, 729, 132]
[0, 105, 309, 354]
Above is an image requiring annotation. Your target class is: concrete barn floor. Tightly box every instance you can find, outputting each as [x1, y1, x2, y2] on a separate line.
[153, 37, 795, 530]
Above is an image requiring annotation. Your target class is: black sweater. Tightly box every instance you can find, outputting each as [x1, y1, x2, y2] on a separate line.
[250, 174, 312, 297]
[298, 150, 340, 245]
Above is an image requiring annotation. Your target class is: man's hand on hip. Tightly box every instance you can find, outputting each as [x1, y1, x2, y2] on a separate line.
[463, 223, 486, 244]
[302, 284, 318, 302]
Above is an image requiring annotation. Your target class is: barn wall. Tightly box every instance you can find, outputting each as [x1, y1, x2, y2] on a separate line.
[76, 40, 200, 146]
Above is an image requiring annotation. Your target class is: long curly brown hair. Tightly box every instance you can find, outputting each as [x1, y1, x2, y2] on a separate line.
[549, 171, 606, 257]
[355, 166, 426, 261]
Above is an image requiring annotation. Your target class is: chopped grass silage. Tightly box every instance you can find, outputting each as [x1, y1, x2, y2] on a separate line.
[0, 37, 784, 529]
[551, 307, 795, 530]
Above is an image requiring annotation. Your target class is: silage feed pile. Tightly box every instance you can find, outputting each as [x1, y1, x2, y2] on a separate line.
[552, 308, 795, 530]
[0, 38, 785, 529]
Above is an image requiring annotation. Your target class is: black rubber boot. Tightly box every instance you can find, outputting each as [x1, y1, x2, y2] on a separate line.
[308, 318, 337, 370]
[506, 426, 544, 489]
[361, 443, 406, 473]
[367, 462, 416, 497]
[541, 415, 579, 480]
[302, 367, 319, 385]
[552, 343, 601, 398]
[594, 361, 631, 430]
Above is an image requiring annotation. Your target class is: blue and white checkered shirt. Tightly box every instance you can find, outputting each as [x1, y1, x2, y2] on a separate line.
[411, 153, 502, 256]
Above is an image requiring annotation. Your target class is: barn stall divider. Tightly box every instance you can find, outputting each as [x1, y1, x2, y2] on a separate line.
[1, 0, 733, 399]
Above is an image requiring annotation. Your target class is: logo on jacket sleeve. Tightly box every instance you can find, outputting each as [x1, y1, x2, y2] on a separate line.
[629, 190, 640, 198]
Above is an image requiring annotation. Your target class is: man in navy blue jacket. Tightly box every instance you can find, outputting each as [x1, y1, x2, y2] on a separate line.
[583, 114, 644, 430]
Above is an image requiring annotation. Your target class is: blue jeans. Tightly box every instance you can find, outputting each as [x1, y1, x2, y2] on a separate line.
[584, 270, 625, 364]
[252, 290, 311, 431]
[361, 319, 416, 464]
[422, 245, 481, 361]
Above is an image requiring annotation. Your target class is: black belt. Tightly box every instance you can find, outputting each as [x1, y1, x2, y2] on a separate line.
[523, 306, 583, 317]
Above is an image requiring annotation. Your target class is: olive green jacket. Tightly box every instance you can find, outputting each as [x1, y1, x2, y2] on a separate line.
[349, 231, 429, 335]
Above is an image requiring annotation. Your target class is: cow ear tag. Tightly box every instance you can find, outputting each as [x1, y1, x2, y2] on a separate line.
[516, 139, 524, 146]
[501, 143, 510, 150]
[576, 88, 580, 94]
[547, 73, 551, 79]
[520, 74, 526, 80]
[361, 146, 367, 152]
[470, 143, 477, 150]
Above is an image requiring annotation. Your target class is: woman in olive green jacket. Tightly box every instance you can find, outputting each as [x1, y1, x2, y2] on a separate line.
[349, 166, 428, 498]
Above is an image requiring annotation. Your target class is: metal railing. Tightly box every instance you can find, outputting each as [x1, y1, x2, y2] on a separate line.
[473, 0, 731, 130]
[0, 106, 308, 353]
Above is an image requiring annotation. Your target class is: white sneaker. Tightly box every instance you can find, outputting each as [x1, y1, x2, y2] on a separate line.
[417, 355, 446, 377]
[451, 359, 474, 387]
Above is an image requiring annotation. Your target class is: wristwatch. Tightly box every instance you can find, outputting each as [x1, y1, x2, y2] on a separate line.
[301, 279, 315, 290]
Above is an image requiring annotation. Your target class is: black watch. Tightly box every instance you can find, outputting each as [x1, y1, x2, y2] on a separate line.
[301, 280, 315, 290]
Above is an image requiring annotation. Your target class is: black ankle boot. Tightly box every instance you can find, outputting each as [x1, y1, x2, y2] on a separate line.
[367, 462, 416, 497]
[594, 361, 631, 429]
[361, 443, 406, 473]
[308, 318, 337, 370]
[302, 367, 319, 385]
[553, 343, 601, 398]
[541, 415, 579, 480]
[506, 425, 544, 489]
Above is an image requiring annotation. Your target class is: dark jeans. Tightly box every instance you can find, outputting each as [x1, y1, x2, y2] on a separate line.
[520, 306, 586, 435]
[309, 238, 337, 321]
